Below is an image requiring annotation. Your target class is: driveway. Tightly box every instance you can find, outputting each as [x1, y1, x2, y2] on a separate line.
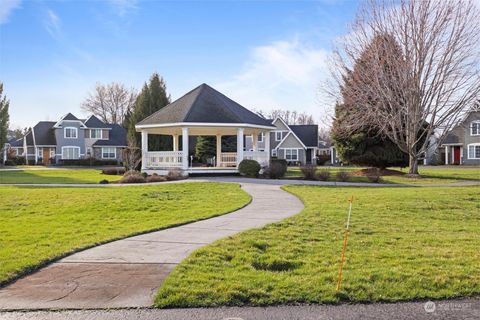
[0, 182, 303, 310]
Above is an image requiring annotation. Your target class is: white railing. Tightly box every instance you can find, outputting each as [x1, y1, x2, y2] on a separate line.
[145, 151, 183, 168]
[244, 151, 269, 165]
[220, 152, 237, 167]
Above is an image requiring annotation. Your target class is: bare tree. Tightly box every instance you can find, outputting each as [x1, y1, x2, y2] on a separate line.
[123, 136, 142, 172]
[330, 0, 480, 175]
[82, 82, 137, 125]
[257, 108, 315, 125]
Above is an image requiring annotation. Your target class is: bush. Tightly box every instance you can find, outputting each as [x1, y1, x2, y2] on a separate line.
[59, 159, 119, 166]
[316, 154, 330, 166]
[99, 179, 109, 184]
[102, 168, 126, 175]
[317, 169, 331, 181]
[119, 171, 145, 184]
[336, 170, 351, 182]
[265, 160, 287, 179]
[300, 165, 317, 180]
[3, 160, 15, 166]
[146, 175, 167, 183]
[141, 172, 148, 178]
[166, 169, 184, 181]
[238, 159, 261, 178]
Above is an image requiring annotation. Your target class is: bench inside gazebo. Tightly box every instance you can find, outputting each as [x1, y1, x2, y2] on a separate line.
[135, 83, 276, 175]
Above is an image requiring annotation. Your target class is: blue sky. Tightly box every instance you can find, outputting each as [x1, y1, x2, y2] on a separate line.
[0, 0, 358, 128]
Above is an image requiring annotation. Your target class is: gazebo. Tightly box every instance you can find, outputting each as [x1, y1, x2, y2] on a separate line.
[135, 83, 276, 175]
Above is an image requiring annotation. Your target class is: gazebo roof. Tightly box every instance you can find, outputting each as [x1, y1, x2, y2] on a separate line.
[136, 83, 274, 128]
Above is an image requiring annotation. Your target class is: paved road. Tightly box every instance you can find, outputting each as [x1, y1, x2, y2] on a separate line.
[0, 183, 303, 310]
[1, 298, 479, 320]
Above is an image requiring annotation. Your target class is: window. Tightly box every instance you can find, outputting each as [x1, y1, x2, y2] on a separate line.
[471, 121, 480, 136]
[37, 147, 43, 158]
[467, 144, 480, 159]
[271, 149, 277, 157]
[49, 149, 55, 158]
[64, 127, 78, 139]
[258, 132, 264, 142]
[90, 129, 102, 139]
[86, 147, 92, 157]
[285, 149, 298, 161]
[275, 131, 283, 141]
[62, 146, 80, 159]
[102, 147, 116, 159]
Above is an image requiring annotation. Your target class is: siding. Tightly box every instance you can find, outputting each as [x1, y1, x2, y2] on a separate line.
[54, 121, 86, 161]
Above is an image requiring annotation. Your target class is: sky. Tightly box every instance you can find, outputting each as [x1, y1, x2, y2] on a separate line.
[0, 0, 359, 129]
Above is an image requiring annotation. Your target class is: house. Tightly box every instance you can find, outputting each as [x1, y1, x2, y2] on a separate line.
[15, 113, 126, 165]
[441, 110, 480, 165]
[245, 117, 318, 165]
[135, 84, 319, 175]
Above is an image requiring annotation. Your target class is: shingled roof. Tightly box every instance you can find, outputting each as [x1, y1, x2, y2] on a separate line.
[32, 121, 57, 146]
[93, 124, 127, 147]
[84, 115, 110, 128]
[137, 83, 274, 127]
[290, 125, 319, 147]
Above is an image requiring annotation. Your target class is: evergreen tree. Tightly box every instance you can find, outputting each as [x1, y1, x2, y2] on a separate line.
[195, 136, 216, 162]
[332, 34, 409, 168]
[0, 83, 10, 148]
[127, 73, 171, 149]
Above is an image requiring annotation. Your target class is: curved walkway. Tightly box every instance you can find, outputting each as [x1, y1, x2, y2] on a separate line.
[0, 182, 304, 310]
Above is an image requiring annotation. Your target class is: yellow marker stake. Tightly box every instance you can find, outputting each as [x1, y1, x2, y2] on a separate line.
[336, 196, 353, 291]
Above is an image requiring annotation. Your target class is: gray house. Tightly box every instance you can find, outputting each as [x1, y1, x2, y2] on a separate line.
[18, 113, 126, 165]
[245, 117, 318, 165]
[441, 110, 480, 165]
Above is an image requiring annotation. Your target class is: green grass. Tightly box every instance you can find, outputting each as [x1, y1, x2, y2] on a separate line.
[286, 166, 480, 184]
[0, 169, 122, 184]
[155, 185, 480, 307]
[0, 183, 250, 285]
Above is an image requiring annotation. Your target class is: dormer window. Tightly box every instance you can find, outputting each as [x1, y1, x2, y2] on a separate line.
[64, 127, 78, 139]
[90, 129, 102, 139]
[471, 121, 480, 136]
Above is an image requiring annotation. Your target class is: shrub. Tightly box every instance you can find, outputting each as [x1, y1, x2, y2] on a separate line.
[58, 159, 119, 166]
[336, 170, 351, 182]
[166, 169, 184, 181]
[3, 160, 15, 166]
[265, 161, 287, 179]
[316, 154, 330, 166]
[317, 169, 331, 181]
[102, 168, 126, 175]
[99, 179, 109, 184]
[300, 164, 317, 180]
[238, 159, 261, 178]
[141, 172, 148, 178]
[119, 171, 145, 184]
[146, 175, 167, 183]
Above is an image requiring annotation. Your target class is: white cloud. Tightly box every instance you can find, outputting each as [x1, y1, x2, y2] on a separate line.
[215, 38, 334, 125]
[108, 0, 138, 17]
[0, 0, 21, 24]
[44, 9, 61, 38]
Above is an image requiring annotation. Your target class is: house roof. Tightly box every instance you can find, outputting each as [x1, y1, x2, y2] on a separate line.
[63, 113, 79, 121]
[137, 83, 274, 127]
[84, 115, 110, 128]
[33, 121, 57, 145]
[290, 125, 318, 147]
[93, 124, 127, 147]
[8, 137, 23, 147]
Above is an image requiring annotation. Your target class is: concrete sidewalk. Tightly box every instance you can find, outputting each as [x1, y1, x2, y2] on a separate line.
[0, 183, 304, 310]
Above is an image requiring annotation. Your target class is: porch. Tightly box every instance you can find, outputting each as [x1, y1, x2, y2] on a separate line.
[140, 126, 271, 175]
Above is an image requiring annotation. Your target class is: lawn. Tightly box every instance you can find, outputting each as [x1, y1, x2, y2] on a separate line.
[0, 169, 122, 184]
[156, 185, 480, 307]
[285, 166, 480, 184]
[0, 183, 250, 285]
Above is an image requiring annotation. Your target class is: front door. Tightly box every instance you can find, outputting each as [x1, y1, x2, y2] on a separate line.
[453, 146, 461, 165]
[43, 148, 50, 165]
[306, 149, 312, 164]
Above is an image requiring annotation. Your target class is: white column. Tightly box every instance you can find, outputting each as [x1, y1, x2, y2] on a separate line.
[182, 127, 189, 170]
[173, 134, 179, 151]
[236, 128, 244, 166]
[265, 131, 270, 162]
[141, 131, 148, 170]
[460, 147, 463, 164]
[216, 134, 222, 167]
[445, 146, 448, 165]
[34, 146, 38, 164]
[252, 132, 258, 152]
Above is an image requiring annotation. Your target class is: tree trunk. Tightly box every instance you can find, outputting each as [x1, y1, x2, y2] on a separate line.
[408, 154, 419, 175]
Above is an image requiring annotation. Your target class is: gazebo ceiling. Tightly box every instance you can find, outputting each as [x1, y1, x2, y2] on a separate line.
[136, 83, 275, 129]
